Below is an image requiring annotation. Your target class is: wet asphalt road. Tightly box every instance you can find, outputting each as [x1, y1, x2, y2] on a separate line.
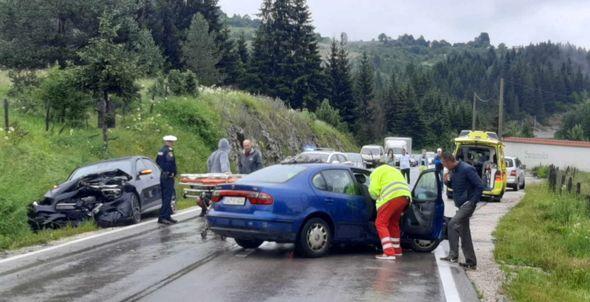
[0, 168, 477, 302]
[0, 216, 447, 302]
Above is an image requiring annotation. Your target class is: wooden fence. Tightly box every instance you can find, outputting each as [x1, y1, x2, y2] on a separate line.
[547, 165, 588, 200]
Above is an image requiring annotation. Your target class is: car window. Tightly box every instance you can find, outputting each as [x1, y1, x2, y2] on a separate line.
[295, 152, 329, 163]
[142, 159, 160, 177]
[361, 147, 381, 155]
[312, 173, 328, 191]
[413, 171, 438, 200]
[338, 154, 347, 162]
[136, 159, 149, 176]
[321, 170, 357, 195]
[69, 159, 133, 180]
[505, 158, 514, 168]
[241, 165, 307, 183]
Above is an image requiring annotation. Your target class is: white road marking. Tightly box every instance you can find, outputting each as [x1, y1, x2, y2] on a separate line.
[0, 208, 200, 265]
[434, 241, 462, 302]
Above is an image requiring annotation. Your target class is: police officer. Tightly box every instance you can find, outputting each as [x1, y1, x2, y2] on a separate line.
[156, 135, 178, 225]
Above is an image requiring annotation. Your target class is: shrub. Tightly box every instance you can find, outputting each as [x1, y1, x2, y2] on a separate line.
[167, 70, 199, 96]
[532, 165, 550, 178]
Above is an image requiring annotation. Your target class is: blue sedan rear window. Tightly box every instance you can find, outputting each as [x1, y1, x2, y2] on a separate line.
[242, 165, 307, 183]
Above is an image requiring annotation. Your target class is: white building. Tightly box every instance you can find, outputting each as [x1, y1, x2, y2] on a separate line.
[503, 137, 590, 171]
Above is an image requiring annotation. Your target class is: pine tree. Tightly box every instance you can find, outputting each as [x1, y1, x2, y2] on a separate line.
[234, 33, 250, 87]
[289, 0, 326, 109]
[328, 39, 355, 126]
[181, 13, 221, 86]
[384, 73, 403, 135]
[248, 0, 325, 109]
[354, 52, 376, 143]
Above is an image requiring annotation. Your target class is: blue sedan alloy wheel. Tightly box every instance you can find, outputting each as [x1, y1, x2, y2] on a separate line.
[296, 218, 332, 258]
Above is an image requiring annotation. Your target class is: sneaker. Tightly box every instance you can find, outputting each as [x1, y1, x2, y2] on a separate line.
[460, 262, 477, 270]
[439, 256, 458, 263]
[168, 218, 178, 224]
[375, 254, 396, 260]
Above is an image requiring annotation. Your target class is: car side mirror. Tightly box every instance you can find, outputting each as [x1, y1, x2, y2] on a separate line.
[139, 169, 152, 176]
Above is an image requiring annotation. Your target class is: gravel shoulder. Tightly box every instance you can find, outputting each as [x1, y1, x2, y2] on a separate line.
[444, 176, 540, 301]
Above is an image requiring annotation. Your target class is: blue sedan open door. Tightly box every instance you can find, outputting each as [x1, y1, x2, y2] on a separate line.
[402, 169, 445, 252]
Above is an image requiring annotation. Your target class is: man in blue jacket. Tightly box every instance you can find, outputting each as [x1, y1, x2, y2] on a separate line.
[156, 135, 178, 225]
[440, 152, 484, 270]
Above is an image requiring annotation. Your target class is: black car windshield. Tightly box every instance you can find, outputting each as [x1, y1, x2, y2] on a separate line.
[242, 165, 307, 183]
[69, 160, 133, 180]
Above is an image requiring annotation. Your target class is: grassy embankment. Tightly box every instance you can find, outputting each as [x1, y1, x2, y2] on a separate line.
[0, 73, 357, 251]
[495, 171, 590, 302]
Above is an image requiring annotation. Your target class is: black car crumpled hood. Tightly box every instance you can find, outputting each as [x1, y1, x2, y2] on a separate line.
[29, 169, 135, 231]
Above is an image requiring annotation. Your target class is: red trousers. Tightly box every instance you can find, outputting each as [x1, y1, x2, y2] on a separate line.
[376, 196, 410, 256]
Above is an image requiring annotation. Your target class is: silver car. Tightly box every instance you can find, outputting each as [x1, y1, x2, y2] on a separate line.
[505, 156, 526, 191]
[345, 152, 366, 169]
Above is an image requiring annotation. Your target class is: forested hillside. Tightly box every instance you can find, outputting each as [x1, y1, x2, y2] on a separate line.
[227, 11, 590, 144]
[1, 0, 589, 153]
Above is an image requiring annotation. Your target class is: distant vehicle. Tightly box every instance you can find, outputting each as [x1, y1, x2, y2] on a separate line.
[207, 164, 447, 257]
[447, 130, 507, 202]
[384, 137, 412, 166]
[292, 151, 349, 164]
[28, 157, 172, 230]
[360, 145, 385, 168]
[344, 152, 366, 169]
[505, 156, 526, 191]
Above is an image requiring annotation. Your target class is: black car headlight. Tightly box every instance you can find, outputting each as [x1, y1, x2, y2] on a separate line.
[101, 187, 122, 199]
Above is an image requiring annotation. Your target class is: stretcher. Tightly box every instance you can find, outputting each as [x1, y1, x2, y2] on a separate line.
[179, 173, 244, 239]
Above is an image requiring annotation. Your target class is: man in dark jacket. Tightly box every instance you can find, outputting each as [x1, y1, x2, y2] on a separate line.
[440, 152, 484, 270]
[238, 139, 263, 174]
[156, 135, 178, 225]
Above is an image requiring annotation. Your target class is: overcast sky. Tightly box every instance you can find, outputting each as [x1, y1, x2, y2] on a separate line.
[218, 0, 590, 48]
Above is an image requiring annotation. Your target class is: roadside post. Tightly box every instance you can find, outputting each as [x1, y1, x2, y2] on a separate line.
[3, 98, 8, 131]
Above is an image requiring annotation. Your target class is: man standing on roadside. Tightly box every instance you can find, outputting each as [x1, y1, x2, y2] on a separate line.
[434, 148, 444, 182]
[399, 148, 411, 184]
[440, 152, 483, 270]
[238, 139, 263, 174]
[156, 135, 178, 225]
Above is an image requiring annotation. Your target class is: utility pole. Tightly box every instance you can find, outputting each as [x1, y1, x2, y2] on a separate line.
[498, 78, 504, 138]
[472, 92, 477, 130]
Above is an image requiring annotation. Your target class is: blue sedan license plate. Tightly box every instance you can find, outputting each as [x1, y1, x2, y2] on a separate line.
[223, 197, 246, 206]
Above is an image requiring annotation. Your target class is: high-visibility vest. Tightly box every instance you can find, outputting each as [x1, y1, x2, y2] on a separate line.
[369, 164, 412, 209]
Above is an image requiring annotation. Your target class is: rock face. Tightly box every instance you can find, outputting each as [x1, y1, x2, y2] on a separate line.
[211, 92, 357, 165]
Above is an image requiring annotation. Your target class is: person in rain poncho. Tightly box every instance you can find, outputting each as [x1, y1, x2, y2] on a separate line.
[207, 138, 232, 173]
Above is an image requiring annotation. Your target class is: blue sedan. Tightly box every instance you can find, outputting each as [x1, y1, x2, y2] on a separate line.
[207, 164, 445, 257]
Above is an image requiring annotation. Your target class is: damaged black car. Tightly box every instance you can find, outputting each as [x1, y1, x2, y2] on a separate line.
[28, 156, 174, 230]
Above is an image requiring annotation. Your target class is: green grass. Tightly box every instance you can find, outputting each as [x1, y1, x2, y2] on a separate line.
[495, 182, 590, 302]
[0, 79, 356, 251]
